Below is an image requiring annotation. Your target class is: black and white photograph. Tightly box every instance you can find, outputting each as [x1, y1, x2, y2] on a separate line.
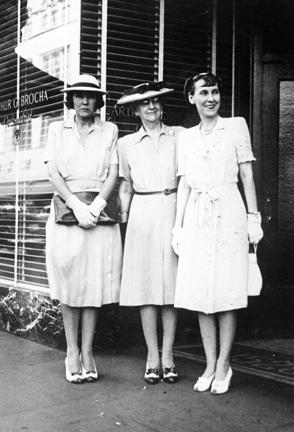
[0, 1, 293, 431]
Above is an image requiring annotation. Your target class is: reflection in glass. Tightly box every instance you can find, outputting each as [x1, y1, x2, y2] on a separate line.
[17, 0, 80, 82]
[0, 0, 81, 290]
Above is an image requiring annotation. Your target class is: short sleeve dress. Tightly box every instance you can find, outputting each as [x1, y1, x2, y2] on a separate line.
[174, 117, 255, 314]
[119, 124, 183, 306]
[45, 115, 122, 307]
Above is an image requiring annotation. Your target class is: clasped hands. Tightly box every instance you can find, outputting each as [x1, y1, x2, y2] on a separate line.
[66, 195, 107, 229]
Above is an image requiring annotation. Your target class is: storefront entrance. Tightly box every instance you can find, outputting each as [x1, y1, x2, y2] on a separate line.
[258, 68, 294, 294]
[278, 81, 294, 288]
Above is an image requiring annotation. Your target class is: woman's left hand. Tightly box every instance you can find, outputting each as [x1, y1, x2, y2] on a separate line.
[248, 213, 263, 244]
[171, 227, 184, 255]
[89, 196, 107, 218]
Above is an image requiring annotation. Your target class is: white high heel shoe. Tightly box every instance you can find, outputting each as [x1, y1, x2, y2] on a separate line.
[80, 354, 98, 383]
[193, 373, 215, 392]
[64, 357, 83, 384]
[210, 367, 233, 395]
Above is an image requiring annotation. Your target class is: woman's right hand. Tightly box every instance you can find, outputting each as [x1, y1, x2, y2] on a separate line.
[247, 212, 263, 244]
[66, 195, 96, 229]
[171, 227, 184, 255]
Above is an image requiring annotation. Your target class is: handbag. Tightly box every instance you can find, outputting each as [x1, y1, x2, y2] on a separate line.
[248, 243, 263, 296]
[53, 191, 120, 225]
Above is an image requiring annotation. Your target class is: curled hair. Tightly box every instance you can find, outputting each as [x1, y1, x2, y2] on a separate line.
[183, 72, 222, 104]
[65, 92, 105, 110]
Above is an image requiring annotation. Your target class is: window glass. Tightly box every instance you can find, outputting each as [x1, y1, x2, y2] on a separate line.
[0, 0, 81, 291]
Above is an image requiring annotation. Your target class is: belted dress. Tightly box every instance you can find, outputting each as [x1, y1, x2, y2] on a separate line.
[174, 117, 255, 314]
[119, 124, 183, 306]
[45, 115, 122, 307]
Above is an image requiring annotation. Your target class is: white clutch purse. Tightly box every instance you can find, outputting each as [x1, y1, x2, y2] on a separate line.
[248, 244, 263, 296]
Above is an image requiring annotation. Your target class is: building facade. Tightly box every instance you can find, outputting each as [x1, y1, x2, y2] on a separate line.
[0, 0, 294, 338]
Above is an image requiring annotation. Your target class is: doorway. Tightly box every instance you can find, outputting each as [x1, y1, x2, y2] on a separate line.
[278, 81, 294, 287]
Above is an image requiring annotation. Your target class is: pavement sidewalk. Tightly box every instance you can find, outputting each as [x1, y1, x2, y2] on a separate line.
[1, 331, 294, 432]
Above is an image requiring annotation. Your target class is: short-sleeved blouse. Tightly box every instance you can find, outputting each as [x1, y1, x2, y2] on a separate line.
[118, 124, 180, 192]
[45, 114, 118, 192]
[177, 116, 255, 185]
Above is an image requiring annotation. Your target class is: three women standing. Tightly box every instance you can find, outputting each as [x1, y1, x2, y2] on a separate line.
[172, 72, 263, 394]
[45, 72, 263, 393]
[45, 74, 122, 383]
[117, 82, 183, 384]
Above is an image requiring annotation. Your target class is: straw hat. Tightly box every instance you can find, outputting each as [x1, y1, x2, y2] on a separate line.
[116, 81, 174, 105]
[61, 74, 107, 94]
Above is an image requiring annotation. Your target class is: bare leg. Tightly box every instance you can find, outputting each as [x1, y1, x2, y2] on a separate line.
[215, 310, 237, 380]
[140, 305, 160, 368]
[81, 307, 99, 371]
[61, 303, 80, 372]
[198, 312, 217, 377]
[161, 306, 177, 367]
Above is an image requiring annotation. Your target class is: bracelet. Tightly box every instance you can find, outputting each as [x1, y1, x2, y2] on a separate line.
[247, 211, 260, 215]
[119, 211, 129, 216]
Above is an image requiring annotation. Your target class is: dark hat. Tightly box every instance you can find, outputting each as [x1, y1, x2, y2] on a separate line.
[116, 81, 174, 105]
[61, 74, 107, 94]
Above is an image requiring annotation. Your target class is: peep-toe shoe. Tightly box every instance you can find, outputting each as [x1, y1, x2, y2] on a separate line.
[65, 357, 83, 384]
[162, 365, 178, 384]
[80, 354, 98, 383]
[144, 363, 160, 385]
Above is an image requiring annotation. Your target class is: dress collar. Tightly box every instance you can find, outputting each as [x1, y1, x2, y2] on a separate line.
[133, 123, 175, 144]
[64, 113, 103, 131]
[197, 116, 225, 132]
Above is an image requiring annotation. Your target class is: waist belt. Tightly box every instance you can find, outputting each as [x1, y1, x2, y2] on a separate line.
[65, 179, 103, 192]
[134, 188, 177, 196]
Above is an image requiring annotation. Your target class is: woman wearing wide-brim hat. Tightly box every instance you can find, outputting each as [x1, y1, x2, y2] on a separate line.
[45, 74, 122, 383]
[117, 81, 184, 384]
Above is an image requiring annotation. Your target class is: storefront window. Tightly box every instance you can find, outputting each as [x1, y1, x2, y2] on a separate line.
[0, 0, 81, 291]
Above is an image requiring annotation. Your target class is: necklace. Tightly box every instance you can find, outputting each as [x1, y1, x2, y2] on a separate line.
[200, 120, 218, 135]
[200, 125, 215, 135]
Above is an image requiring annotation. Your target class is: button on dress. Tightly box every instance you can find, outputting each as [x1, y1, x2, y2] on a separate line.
[174, 117, 255, 314]
[119, 124, 183, 306]
[45, 115, 122, 307]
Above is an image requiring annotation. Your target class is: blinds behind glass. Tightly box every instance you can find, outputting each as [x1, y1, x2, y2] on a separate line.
[106, 0, 160, 136]
[163, 0, 212, 127]
[80, 0, 102, 80]
[0, 0, 80, 291]
[216, 0, 233, 116]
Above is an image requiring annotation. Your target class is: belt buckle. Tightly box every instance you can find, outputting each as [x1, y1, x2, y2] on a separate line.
[163, 188, 171, 195]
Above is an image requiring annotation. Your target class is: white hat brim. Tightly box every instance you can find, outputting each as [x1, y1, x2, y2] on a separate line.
[61, 86, 107, 94]
[116, 88, 174, 105]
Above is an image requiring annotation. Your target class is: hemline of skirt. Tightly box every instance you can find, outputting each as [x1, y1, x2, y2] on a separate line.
[173, 302, 248, 314]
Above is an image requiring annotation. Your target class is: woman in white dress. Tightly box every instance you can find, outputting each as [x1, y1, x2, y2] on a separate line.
[117, 82, 183, 384]
[172, 72, 263, 394]
[45, 75, 122, 383]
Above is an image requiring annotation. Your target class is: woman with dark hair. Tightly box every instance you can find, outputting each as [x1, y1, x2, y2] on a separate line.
[117, 82, 183, 384]
[45, 74, 122, 383]
[172, 72, 263, 394]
